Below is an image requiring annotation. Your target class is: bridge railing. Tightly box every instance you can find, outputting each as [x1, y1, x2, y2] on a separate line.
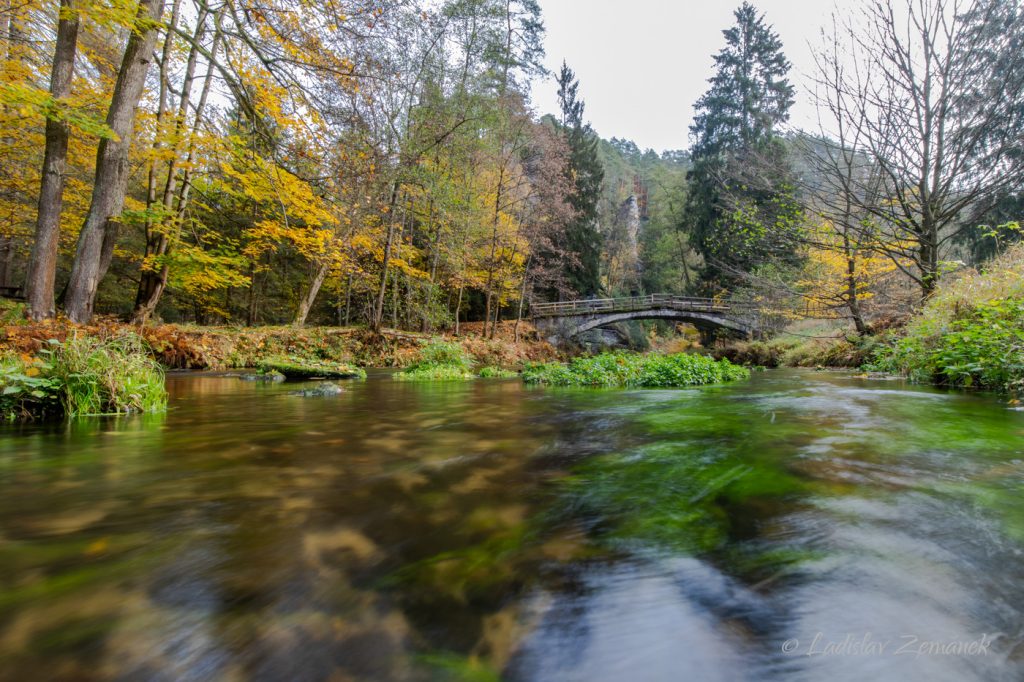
[530, 294, 758, 318]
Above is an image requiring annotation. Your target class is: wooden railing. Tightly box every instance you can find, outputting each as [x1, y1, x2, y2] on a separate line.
[530, 294, 756, 318]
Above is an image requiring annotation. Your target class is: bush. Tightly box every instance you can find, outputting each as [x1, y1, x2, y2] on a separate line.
[0, 334, 168, 420]
[394, 341, 475, 381]
[522, 352, 750, 388]
[478, 366, 518, 379]
[869, 298, 1024, 393]
[867, 244, 1024, 394]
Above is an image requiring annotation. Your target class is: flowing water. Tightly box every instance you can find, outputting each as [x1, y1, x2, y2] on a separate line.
[0, 369, 1023, 681]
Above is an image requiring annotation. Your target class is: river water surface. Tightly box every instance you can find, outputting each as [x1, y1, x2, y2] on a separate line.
[0, 369, 1022, 681]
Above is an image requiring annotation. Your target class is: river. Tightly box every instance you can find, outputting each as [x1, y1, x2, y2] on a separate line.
[0, 369, 1022, 681]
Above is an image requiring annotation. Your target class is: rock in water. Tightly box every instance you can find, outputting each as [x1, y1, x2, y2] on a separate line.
[290, 382, 345, 397]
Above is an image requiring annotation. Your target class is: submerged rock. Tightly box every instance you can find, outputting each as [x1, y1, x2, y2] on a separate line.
[290, 382, 345, 397]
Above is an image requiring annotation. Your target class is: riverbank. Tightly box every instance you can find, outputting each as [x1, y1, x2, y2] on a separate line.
[0, 304, 561, 373]
[714, 243, 1024, 399]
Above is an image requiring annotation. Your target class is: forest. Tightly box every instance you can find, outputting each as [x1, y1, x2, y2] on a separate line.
[1, 0, 1023, 385]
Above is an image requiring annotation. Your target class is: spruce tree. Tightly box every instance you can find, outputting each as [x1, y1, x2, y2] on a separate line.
[685, 2, 800, 290]
[557, 62, 605, 297]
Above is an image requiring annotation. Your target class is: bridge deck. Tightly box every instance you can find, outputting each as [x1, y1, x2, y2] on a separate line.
[531, 294, 751, 318]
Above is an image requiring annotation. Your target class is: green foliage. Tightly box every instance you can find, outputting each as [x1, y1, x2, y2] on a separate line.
[869, 299, 1024, 393]
[522, 352, 749, 388]
[685, 3, 801, 288]
[556, 62, 605, 296]
[477, 366, 517, 379]
[394, 341, 475, 381]
[0, 351, 63, 420]
[417, 341, 473, 370]
[1, 335, 168, 420]
[868, 244, 1024, 394]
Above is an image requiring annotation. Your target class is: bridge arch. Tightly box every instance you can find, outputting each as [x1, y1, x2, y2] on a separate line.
[566, 309, 753, 338]
[530, 294, 759, 345]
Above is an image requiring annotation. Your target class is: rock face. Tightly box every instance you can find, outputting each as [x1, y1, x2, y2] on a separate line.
[290, 382, 345, 397]
[605, 195, 643, 295]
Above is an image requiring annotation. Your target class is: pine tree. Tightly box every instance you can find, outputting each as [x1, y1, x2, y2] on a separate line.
[557, 62, 604, 297]
[685, 2, 800, 290]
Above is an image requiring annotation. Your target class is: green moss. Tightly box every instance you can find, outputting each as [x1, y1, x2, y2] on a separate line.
[257, 357, 366, 380]
[522, 352, 749, 388]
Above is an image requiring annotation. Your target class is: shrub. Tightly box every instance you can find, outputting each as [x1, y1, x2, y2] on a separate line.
[522, 352, 749, 388]
[478, 366, 518, 379]
[0, 351, 63, 420]
[869, 298, 1024, 393]
[417, 341, 472, 370]
[867, 244, 1024, 393]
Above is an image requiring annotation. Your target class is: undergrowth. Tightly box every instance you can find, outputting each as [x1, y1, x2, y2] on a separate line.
[394, 341, 475, 381]
[868, 244, 1024, 395]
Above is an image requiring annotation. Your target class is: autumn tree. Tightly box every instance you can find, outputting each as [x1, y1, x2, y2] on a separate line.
[816, 0, 1024, 300]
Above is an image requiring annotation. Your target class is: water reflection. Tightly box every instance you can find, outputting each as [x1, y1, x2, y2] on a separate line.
[0, 370, 1021, 680]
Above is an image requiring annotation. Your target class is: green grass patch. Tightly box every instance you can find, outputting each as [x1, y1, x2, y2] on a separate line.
[477, 366, 517, 379]
[0, 333, 167, 420]
[394, 341, 475, 382]
[522, 352, 749, 388]
[257, 356, 366, 380]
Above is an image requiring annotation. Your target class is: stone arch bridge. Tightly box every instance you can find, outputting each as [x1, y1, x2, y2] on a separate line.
[531, 294, 760, 345]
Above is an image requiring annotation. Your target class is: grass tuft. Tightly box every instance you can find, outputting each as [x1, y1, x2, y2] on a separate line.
[0, 333, 168, 420]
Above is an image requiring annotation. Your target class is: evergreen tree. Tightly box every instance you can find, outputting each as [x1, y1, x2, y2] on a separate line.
[557, 62, 604, 296]
[685, 2, 800, 290]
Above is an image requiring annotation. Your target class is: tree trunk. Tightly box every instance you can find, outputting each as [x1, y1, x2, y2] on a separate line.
[842, 232, 868, 336]
[453, 283, 464, 336]
[344, 272, 353, 326]
[131, 6, 220, 323]
[372, 185, 400, 332]
[294, 260, 329, 327]
[513, 256, 531, 344]
[64, 0, 165, 324]
[24, 0, 79, 320]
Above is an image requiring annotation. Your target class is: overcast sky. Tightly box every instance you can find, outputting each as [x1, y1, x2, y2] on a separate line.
[529, 0, 856, 152]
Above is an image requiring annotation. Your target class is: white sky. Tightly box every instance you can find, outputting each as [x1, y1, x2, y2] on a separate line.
[530, 0, 857, 152]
